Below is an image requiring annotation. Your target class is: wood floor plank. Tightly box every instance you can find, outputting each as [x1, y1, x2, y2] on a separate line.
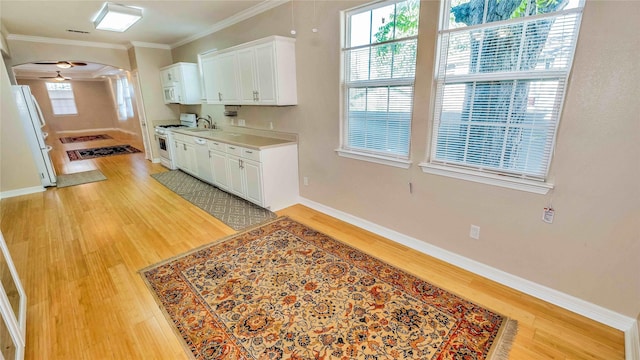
[0, 129, 625, 359]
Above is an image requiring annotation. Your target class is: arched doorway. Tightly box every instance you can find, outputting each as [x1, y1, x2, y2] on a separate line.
[11, 61, 151, 174]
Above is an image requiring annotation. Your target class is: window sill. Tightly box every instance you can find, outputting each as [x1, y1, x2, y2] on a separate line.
[418, 162, 554, 194]
[336, 149, 412, 169]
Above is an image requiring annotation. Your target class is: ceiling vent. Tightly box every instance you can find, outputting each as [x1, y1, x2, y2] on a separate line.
[67, 29, 90, 34]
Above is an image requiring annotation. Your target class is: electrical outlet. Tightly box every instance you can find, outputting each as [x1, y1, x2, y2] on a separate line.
[303, 177, 309, 186]
[238, 119, 246, 126]
[469, 225, 480, 240]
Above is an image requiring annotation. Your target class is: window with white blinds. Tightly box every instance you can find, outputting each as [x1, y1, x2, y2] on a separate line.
[339, 0, 420, 165]
[427, 0, 584, 181]
[45, 82, 78, 115]
[115, 76, 134, 120]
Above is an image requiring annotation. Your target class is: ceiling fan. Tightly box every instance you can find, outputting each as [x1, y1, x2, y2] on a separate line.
[33, 60, 87, 69]
[39, 71, 71, 81]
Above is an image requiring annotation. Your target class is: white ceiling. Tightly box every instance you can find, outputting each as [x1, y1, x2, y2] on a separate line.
[2, 0, 287, 78]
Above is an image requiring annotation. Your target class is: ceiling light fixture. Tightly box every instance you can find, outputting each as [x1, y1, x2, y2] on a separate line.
[93, 3, 142, 32]
[56, 62, 72, 69]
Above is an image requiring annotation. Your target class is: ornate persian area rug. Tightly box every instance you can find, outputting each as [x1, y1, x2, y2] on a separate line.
[140, 217, 517, 360]
[66, 144, 141, 161]
[59, 134, 113, 143]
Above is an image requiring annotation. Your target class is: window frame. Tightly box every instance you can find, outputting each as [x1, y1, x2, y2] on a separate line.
[336, 0, 420, 169]
[115, 75, 134, 121]
[420, 0, 585, 194]
[45, 82, 78, 116]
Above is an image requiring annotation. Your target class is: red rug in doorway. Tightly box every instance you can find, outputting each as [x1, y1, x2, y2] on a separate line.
[66, 145, 141, 161]
[59, 134, 113, 143]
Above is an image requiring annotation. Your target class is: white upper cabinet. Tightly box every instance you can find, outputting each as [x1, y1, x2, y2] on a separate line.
[160, 62, 201, 105]
[160, 66, 178, 86]
[198, 36, 297, 106]
[199, 51, 240, 104]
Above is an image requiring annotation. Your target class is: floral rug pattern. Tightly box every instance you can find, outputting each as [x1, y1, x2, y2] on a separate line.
[66, 144, 141, 161]
[59, 134, 113, 143]
[141, 218, 516, 360]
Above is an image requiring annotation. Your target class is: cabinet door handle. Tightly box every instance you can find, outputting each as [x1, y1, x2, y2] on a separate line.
[239, 159, 244, 169]
[183, 144, 186, 151]
[218, 92, 222, 101]
[228, 146, 236, 150]
[255, 91, 259, 101]
[245, 150, 253, 154]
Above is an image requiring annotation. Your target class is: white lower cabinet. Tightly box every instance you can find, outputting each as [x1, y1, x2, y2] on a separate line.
[224, 144, 264, 205]
[174, 137, 198, 177]
[174, 131, 298, 210]
[243, 159, 263, 205]
[226, 153, 263, 205]
[217, 137, 299, 209]
[226, 154, 245, 198]
[208, 146, 229, 191]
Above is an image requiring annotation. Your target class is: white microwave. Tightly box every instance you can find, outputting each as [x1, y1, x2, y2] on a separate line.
[163, 86, 182, 104]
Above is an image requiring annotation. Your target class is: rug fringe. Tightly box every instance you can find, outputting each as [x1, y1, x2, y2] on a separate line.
[489, 319, 518, 360]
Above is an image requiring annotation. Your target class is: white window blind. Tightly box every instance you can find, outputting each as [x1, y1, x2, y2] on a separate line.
[45, 82, 77, 115]
[429, 0, 584, 181]
[116, 76, 134, 120]
[341, 0, 420, 161]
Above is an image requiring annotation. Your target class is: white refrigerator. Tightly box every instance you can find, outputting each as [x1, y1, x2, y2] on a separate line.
[11, 85, 57, 187]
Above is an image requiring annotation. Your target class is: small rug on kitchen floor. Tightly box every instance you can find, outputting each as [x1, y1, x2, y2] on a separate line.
[140, 217, 517, 360]
[59, 134, 113, 143]
[56, 170, 107, 188]
[150, 170, 276, 231]
[66, 145, 141, 161]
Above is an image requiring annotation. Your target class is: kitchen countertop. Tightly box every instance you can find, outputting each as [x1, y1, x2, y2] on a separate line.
[171, 128, 296, 150]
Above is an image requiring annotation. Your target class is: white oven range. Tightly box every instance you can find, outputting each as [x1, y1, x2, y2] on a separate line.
[154, 113, 196, 169]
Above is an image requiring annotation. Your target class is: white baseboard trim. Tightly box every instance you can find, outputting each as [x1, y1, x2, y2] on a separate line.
[0, 186, 45, 199]
[298, 196, 636, 335]
[627, 319, 640, 360]
[115, 128, 140, 136]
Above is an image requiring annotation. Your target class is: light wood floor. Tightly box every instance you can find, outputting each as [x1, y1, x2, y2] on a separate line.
[0, 130, 625, 359]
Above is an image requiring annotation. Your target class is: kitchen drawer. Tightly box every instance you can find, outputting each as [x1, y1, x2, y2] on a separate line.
[240, 148, 260, 162]
[172, 133, 194, 144]
[208, 140, 225, 152]
[225, 144, 242, 156]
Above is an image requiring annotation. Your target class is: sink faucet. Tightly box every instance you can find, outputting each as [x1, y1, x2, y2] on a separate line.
[197, 115, 213, 129]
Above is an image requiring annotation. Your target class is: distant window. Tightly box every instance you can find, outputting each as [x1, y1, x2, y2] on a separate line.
[115, 76, 134, 120]
[338, 0, 420, 168]
[45, 82, 78, 115]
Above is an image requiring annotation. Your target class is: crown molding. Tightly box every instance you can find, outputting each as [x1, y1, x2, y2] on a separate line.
[128, 41, 171, 50]
[6, 34, 127, 50]
[170, 0, 289, 49]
